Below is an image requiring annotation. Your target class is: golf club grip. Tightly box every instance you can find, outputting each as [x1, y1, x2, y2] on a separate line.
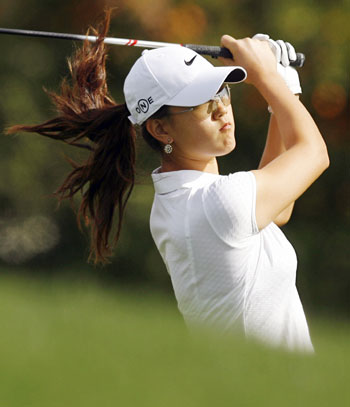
[185, 45, 305, 68]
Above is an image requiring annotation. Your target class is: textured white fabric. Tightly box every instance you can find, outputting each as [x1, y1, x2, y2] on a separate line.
[150, 168, 314, 353]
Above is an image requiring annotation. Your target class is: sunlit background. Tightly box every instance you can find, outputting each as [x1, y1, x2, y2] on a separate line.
[0, 1, 349, 404]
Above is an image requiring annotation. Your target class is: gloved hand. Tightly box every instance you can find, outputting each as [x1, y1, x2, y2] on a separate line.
[253, 33, 302, 95]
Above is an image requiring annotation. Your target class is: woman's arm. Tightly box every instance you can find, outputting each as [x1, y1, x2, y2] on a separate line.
[221, 35, 329, 230]
[259, 109, 298, 226]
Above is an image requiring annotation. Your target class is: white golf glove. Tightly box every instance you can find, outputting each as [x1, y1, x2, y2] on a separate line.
[253, 33, 302, 95]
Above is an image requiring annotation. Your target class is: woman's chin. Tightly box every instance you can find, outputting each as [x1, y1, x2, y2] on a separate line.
[221, 136, 236, 155]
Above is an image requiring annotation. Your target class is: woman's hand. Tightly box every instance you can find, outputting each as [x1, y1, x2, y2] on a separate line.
[220, 35, 278, 87]
[252, 34, 302, 96]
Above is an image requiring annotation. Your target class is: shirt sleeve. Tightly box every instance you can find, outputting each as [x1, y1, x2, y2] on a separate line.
[202, 171, 259, 245]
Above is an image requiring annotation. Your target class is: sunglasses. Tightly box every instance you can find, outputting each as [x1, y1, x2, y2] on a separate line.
[167, 84, 231, 117]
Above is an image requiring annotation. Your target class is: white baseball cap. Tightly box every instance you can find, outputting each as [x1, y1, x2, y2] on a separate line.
[123, 46, 247, 125]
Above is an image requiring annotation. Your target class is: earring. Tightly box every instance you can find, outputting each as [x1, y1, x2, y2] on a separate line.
[164, 139, 173, 154]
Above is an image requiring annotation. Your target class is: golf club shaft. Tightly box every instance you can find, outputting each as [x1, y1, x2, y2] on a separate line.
[0, 27, 305, 67]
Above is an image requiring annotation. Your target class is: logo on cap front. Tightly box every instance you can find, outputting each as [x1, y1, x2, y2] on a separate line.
[184, 55, 197, 66]
[136, 97, 154, 114]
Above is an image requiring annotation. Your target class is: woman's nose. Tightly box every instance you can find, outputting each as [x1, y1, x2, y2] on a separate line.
[212, 100, 227, 119]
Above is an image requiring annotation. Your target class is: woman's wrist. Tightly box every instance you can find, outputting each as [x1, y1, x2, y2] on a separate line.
[254, 74, 289, 100]
[256, 74, 302, 119]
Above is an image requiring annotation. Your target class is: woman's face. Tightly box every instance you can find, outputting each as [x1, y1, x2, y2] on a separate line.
[164, 89, 236, 162]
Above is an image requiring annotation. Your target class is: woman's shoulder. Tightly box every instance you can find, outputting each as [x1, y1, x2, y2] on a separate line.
[201, 171, 259, 242]
[203, 170, 255, 194]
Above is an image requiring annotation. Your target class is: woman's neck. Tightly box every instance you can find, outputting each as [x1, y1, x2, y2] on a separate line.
[160, 155, 219, 174]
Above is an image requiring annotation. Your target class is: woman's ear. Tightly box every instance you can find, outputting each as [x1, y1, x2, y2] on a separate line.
[146, 119, 172, 145]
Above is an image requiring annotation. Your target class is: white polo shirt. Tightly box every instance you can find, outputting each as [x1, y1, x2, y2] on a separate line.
[150, 168, 314, 353]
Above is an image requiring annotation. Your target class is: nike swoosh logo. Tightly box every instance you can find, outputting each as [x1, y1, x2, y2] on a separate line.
[184, 55, 197, 66]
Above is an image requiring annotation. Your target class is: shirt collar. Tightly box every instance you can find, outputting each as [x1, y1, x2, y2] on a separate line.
[151, 167, 220, 194]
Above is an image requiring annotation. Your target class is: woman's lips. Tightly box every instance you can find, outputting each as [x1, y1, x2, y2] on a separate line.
[220, 123, 232, 131]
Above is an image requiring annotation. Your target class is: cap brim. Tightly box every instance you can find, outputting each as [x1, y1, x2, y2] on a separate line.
[167, 66, 247, 107]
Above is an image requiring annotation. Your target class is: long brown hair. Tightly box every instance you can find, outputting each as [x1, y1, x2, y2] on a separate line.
[7, 10, 136, 264]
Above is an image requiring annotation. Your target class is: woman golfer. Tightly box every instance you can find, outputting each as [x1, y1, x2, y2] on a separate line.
[9, 13, 329, 352]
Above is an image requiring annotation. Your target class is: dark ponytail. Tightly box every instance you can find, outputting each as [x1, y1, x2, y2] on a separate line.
[7, 10, 136, 264]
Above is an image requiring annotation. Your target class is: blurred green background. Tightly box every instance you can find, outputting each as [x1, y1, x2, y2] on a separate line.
[0, 273, 349, 406]
[0, 0, 349, 405]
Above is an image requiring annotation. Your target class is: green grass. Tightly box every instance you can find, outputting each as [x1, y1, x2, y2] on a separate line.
[0, 273, 349, 407]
